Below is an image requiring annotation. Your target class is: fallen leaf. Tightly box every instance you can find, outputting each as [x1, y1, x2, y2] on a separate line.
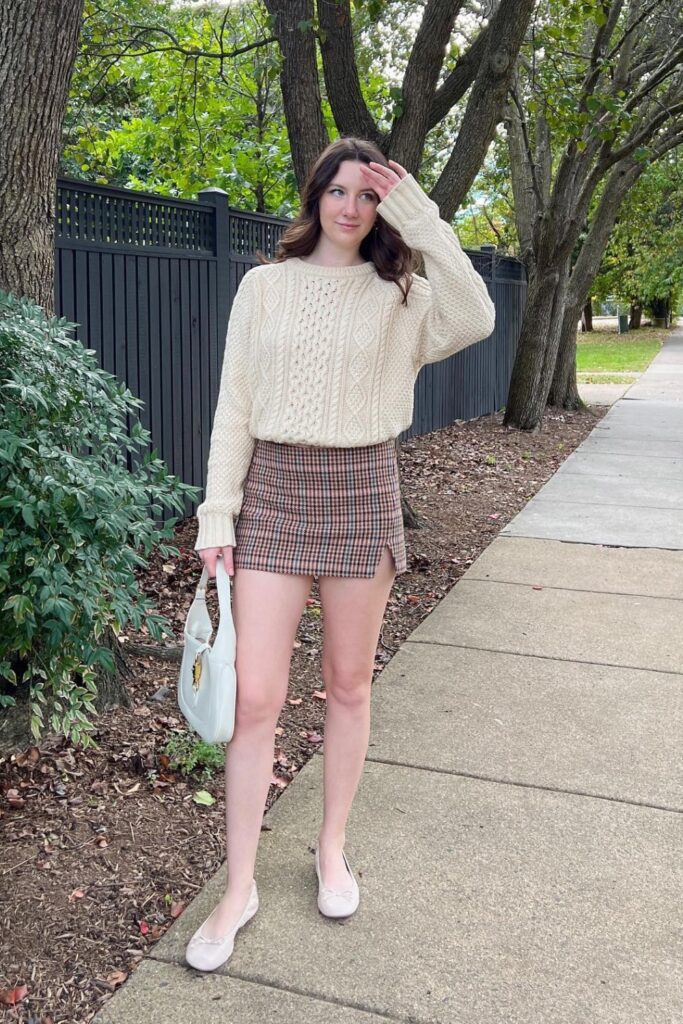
[14, 746, 41, 767]
[0, 984, 28, 1006]
[106, 970, 128, 987]
[193, 789, 216, 806]
[312, 690, 327, 701]
[287, 697, 303, 706]
[68, 888, 87, 902]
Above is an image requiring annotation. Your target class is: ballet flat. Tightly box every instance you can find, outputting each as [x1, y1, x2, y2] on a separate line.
[315, 846, 360, 918]
[185, 880, 258, 971]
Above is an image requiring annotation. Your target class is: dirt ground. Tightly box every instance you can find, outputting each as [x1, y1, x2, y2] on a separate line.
[0, 404, 606, 1023]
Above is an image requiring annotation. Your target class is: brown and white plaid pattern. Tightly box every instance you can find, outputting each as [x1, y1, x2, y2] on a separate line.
[233, 438, 407, 578]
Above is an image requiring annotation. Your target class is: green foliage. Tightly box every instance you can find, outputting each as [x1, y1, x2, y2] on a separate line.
[0, 290, 198, 749]
[592, 158, 683, 312]
[162, 732, 225, 781]
[64, 0, 297, 214]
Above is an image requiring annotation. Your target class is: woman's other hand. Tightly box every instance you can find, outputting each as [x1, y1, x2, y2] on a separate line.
[197, 546, 235, 578]
[358, 159, 408, 202]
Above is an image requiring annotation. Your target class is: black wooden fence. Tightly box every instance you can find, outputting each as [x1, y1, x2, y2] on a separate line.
[54, 177, 526, 520]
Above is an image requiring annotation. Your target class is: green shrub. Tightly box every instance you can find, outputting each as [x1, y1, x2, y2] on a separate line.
[0, 290, 199, 749]
[162, 733, 225, 781]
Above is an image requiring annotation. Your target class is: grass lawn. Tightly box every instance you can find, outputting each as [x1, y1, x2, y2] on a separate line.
[576, 325, 667, 373]
[577, 373, 639, 384]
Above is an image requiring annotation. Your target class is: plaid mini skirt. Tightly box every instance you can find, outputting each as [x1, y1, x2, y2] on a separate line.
[233, 438, 408, 578]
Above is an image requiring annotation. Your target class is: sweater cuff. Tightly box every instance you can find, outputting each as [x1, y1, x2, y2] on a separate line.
[194, 511, 237, 551]
[376, 172, 440, 230]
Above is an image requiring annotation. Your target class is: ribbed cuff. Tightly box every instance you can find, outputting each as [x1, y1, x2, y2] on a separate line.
[194, 512, 236, 551]
[376, 173, 439, 230]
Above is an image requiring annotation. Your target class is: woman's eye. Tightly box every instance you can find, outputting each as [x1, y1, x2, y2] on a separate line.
[330, 189, 376, 200]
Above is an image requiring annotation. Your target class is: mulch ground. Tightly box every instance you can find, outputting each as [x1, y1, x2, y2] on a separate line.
[0, 404, 606, 1023]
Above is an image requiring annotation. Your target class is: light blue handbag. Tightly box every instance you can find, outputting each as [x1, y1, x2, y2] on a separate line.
[178, 557, 237, 744]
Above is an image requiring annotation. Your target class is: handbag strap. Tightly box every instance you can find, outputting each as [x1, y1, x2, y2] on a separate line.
[195, 557, 232, 611]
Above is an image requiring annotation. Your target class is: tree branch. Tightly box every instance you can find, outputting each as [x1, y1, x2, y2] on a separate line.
[431, 0, 536, 220]
[389, 0, 464, 169]
[91, 22, 276, 61]
[428, 19, 491, 128]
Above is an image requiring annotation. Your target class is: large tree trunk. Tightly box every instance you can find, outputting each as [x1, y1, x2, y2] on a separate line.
[262, 0, 329, 189]
[0, 0, 84, 312]
[629, 303, 642, 329]
[548, 156, 644, 407]
[503, 256, 570, 429]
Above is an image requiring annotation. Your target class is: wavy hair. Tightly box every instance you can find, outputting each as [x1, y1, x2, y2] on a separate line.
[255, 137, 417, 305]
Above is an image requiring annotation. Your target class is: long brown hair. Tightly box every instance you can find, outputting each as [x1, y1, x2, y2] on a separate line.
[255, 137, 416, 305]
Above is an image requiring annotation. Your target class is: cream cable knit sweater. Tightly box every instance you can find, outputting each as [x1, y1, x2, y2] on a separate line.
[194, 172, 496, 551]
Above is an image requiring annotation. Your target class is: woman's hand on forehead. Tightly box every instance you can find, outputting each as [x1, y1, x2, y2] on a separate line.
[359, 159, 408, 202]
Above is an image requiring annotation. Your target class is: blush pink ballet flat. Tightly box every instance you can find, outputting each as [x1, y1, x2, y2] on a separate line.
[315, 846, 360, 918]
[185, 880, 258, 971]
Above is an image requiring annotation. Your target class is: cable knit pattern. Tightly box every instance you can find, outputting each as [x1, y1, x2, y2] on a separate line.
[194, 172, 496, 550]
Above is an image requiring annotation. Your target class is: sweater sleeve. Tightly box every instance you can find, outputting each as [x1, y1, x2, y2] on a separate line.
[375, 173, 495, 371]
[194, 269, 258, 551]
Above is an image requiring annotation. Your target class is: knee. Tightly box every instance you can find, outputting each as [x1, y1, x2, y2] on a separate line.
[234, 677, 286, 728]
[323, 666, 372, 708]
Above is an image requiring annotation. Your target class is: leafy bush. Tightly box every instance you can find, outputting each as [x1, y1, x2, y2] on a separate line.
[161, 733, 225, 782]
[0, 290, 199, 748]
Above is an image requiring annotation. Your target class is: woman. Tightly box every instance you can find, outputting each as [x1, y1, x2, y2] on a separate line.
[185, 136, 495, 971]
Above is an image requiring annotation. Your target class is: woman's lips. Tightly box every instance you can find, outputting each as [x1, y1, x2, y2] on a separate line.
[337, 223, 360, 230]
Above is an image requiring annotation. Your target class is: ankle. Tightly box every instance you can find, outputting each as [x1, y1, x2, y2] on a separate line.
[224, 877, 255, 899]
[317, 830, 346, 852]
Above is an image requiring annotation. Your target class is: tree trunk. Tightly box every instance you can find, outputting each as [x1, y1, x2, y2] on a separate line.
[262, 0, 329, 191]
[629, 303, 642, 329]
[0, 0, 84, 312]
[503, 257, 570, 429]
[546, 155, 646, 409]
[582, 300, 593, 332]
[547, 304, 583, 410]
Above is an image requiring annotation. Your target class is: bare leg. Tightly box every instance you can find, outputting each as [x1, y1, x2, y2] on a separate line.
[199, 565, 313, 939]
[316, 545, 396, 889]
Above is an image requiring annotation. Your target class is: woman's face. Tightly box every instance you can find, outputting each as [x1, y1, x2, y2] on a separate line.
[317, 159, 380, 252]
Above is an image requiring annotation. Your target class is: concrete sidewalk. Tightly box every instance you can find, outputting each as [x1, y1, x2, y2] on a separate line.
[96, 333, 683, 1024]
